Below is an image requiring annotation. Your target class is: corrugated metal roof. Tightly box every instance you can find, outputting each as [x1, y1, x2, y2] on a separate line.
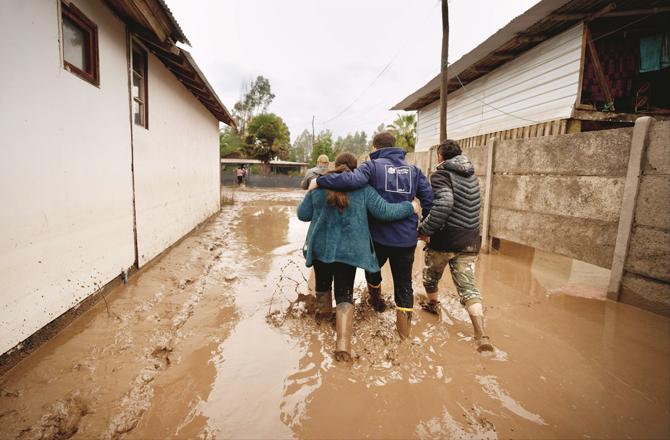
[392, 0, 670, 110]
[156, 0, 190, 45]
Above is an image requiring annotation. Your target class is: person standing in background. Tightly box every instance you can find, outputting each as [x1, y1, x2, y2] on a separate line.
[236, 165, 245, 186]
[301, 155, 330, 189]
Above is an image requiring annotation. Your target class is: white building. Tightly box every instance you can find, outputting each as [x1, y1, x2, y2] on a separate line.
[0, 0, 234, 355]
[393, 0, 670, 151]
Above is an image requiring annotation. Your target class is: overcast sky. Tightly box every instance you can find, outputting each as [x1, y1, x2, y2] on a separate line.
[168, 0, 539, 141]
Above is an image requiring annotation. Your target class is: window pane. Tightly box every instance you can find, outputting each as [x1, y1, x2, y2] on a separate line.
[132, 50, 145, 75]
[132, 72, 143, 99]
[63, 16, 89, 71]
[133, 101, 144, 126]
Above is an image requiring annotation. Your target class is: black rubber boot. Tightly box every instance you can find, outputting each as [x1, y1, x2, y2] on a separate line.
[335, 303, 354, 362]
[367, 284, 387, 313]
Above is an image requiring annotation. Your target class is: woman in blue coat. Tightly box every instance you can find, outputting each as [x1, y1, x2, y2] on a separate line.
[297, 152, 419, 361]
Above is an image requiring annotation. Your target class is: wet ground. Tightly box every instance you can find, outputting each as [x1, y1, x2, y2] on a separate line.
[1, 188, 669, 439]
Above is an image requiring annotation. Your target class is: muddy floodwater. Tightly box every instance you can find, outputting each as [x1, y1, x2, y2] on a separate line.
[1, 188, 669, 439]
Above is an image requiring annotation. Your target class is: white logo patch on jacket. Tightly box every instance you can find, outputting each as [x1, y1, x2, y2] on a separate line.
[384, 165, 412, 194]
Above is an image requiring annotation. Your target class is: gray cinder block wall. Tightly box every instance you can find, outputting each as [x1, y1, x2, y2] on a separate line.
[407, 119, 670, 317]
[619, 120, 670, 315]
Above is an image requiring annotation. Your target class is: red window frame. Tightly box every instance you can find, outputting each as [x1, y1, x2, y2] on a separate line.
[61, 1, 99, 86]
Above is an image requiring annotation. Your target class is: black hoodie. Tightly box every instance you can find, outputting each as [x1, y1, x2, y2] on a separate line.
[418, 155, 481, 253]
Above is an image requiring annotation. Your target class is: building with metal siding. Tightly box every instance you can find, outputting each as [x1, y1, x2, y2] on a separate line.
[395, 0, 670, 152]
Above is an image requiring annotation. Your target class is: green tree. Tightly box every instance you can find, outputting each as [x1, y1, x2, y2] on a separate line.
[333, 131, 369, 157]
[243, 113, 291, 162]
[387, 113, 416, 151]
[232, 75, 275, 135]
[289, 129, 312, 162]
[388, 113, 417, 152]
[310, 130, 334, 166]
[219, 127, 245, 157]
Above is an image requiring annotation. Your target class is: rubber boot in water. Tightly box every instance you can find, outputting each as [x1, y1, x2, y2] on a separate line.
[315, 290, 333, 322]
[334, 302, 354, 362]
[466, 302, 494, 352]
[396, 309, 412, 339]
[367, 283, 387, 312]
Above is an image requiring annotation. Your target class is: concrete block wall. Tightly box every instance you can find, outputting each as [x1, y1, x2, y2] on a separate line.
[406, 121, 670, 316]
[620, 121, 670, 315]
[488, 128, 632, 269]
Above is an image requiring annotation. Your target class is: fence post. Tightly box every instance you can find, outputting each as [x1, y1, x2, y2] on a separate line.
[607, 116, 653, 300]
[481, 138, 497, 253]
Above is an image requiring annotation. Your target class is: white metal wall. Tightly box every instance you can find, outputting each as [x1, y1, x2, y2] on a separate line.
[0, 1, 135, 354]
[132, 51, 220, 267]
[416, 23, 584, 151]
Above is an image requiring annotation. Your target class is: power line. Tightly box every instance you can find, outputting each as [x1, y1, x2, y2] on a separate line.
[321, 0, 441, 125]
[444, 13, 656, 124]
[453, 70, 541, 123]
[323, 5, 653, 129]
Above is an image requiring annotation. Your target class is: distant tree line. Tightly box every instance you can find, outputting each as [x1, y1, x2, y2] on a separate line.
[220, 76, 417, 169]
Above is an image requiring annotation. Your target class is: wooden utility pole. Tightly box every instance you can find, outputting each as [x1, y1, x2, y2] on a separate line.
[311, 115, 315, 162]
[439, 0, 449, 143]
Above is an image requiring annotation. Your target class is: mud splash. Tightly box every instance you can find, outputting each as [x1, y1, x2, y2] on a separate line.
[1, 188, 669, 439]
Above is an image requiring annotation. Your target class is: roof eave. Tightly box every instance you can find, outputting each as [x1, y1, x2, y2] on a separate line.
[392, 0, 576, 110]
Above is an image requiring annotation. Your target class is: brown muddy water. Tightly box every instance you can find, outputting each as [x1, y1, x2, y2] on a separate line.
[1, 188, 669, 439]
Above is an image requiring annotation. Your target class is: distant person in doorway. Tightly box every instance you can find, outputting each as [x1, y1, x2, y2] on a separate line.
[301, 155, 330, 189]
[297, 152, 420, 361]
[310, 132, 433, 339]
[236, 165, 245, 186]
[418, 139, 494, 352]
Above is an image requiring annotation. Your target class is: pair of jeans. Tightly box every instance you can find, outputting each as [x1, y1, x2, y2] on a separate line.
[365, 242, 416, 309]
[313, 260, 356, 304]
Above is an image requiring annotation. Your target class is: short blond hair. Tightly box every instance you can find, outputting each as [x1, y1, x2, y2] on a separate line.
[317, 154, 329, 164]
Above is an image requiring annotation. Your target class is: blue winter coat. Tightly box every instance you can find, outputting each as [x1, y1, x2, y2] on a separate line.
[316, 148, 434, 247]
[297, 185, 414, 272]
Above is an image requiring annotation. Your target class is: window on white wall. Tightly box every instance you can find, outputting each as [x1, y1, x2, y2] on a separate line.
[61, 1, 99, 86]
[132, 43, 148, 128]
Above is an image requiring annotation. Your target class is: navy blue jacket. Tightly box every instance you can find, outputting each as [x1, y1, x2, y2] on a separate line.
[316, 147, 433, 247]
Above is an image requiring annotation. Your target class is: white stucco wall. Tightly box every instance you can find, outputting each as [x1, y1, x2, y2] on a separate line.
[416, 24, 584, 151]
[0, 1, 135, 353]
[132, 50, 220, 266]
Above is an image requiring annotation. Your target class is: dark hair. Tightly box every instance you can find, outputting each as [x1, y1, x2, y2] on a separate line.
[372, 131, 395, 149]
[437, 139, 462, 161]
[326, 152, 358, 213]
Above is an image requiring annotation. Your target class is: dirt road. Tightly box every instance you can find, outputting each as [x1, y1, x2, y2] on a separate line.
[1, 188, 668, 439]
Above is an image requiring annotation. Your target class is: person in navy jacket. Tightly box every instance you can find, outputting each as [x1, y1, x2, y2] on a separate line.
[311, 132, 433, 338]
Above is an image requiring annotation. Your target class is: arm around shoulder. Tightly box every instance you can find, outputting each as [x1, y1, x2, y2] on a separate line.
[365, 187, 413, 222]
[316, 161, 372, 191]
